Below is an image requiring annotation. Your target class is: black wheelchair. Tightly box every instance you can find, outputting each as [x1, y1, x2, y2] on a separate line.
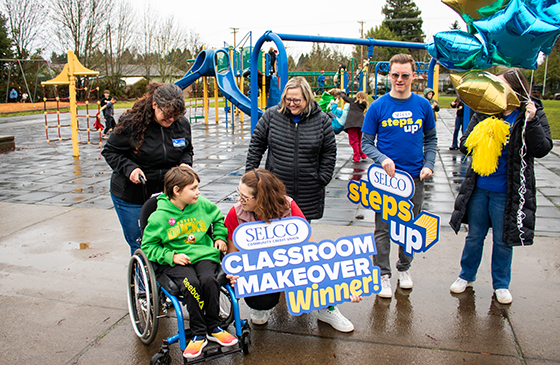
[127, 195, 251, 364]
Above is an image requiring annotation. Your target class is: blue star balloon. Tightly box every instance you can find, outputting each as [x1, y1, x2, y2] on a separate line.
[473, 0, 560, 69]
[426, 31, 493, 71]
[523, 0, 560, 53]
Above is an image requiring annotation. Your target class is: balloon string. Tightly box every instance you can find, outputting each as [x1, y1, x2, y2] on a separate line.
[516, 115, 528, 246]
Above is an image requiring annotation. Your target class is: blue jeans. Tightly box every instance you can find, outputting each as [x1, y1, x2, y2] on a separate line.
[111, 194, 143, 256]
[459, 187, 513, 289]
[451, 115, 463, 148]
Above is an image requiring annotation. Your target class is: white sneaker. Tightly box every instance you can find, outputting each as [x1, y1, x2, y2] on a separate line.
[317, 307, 354, 332]
[397, 271, 413, 289]
[495, 289, 513, 304]
[378, 275, 392, 298]
[250, 309, 270, 325]
[450, 278, 474, 294]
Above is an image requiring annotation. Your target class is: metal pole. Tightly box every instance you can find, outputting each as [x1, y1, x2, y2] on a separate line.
[68, 50, 80, 157]
[543, 55, 549, 96]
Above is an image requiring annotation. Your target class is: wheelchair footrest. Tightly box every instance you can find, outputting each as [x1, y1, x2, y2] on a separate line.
[183, 342, 243, 364]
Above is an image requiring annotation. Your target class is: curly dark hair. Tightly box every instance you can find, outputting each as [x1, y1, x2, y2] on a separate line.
[114, 83, 186, 151]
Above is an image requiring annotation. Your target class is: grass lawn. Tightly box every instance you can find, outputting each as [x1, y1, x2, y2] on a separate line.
[438, 96, 560, 139]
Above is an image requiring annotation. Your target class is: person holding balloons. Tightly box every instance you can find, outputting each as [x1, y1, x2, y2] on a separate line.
[449, 68, 553, 304]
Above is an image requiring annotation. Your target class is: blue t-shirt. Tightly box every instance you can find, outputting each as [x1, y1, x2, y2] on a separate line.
[362, 93, 436, 177]
[476, 109, 519, 193]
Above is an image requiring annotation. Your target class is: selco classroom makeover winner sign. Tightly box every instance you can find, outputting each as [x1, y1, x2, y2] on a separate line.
[223, 217, 382, 316]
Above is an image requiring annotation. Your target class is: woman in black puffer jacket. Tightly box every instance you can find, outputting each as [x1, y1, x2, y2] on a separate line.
[102, 83, 193, 255]
[245, 77, 337, 220]
[449, 69, 552, 304]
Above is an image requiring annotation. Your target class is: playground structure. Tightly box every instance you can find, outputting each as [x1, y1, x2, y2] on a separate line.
[290, 58, 369, 96]
[246, 32, 444, 133]
[41, 50, 101, 157]
[174, 32, 281, 127]
[175, 32, 443, 134]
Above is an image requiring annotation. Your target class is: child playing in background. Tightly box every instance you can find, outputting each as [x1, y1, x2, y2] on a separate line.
[141, 166, 238, 359]
[340, 90, 369, 162]
[100, 96, 117, 139]
[424, 88, 440, 120]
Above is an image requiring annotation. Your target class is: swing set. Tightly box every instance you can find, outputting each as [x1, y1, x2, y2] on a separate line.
[2, 57, 49, 103]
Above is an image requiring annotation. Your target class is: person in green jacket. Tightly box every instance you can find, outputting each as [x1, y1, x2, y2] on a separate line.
[141, 166, 237, 359]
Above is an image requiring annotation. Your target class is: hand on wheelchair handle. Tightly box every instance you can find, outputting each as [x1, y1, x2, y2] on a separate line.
[172, 253, 191, 266]
[130, 168, 146, 184]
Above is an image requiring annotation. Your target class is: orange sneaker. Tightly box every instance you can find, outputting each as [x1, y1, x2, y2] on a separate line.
[183, 335, 207, 358]
[207, 326, 238, 347]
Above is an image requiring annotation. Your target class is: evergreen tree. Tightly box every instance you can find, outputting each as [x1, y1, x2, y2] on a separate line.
[382, 0, 425, 43]
[0, 13, 12, 61]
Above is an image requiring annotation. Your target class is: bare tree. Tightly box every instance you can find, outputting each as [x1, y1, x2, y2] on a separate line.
[50, 0, 106, 67]
[3, 0, 48, 58]
[138, 4, 157, 80]
[153, 16, 186, 83]
[102, 0, 135, 88]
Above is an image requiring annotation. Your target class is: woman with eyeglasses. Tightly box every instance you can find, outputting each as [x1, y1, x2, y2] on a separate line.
[245, 76, 337, 222]
[225, 168, 358, 332]
[102, 83, 193, 255]
[449, 69, 553, 304]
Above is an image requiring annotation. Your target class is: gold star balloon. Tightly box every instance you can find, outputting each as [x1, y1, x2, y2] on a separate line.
[450, 71, 520, 114]
[442, 0, 510, 22]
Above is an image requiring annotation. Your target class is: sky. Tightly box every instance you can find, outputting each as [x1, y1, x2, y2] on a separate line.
[134, 0, 463, 58]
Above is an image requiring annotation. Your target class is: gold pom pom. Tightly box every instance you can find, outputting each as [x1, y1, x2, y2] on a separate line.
[465, 117, 510, 176]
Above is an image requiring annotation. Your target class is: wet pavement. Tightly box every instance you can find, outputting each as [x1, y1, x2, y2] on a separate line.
[0, 107, 559, 364]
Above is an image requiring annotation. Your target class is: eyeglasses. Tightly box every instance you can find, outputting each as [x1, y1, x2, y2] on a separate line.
[285, 98, 303, 105]
[236, 187, 254, 203]
[156, 105, 181, 121]
[390, 72, 411, 80]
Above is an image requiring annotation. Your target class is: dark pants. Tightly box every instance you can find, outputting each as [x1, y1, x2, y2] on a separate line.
[245, 292, 281, 311]
[451, 115, 463, 148]
[103, 116, 115, 135]
[373, 178, 424, 277]
[158, 260, 222, 336]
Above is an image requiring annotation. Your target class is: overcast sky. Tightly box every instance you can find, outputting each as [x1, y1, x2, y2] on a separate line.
[135, 0, 463, 57]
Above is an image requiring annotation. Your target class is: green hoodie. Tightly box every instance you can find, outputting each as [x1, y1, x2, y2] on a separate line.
[141, 194, 228, 266]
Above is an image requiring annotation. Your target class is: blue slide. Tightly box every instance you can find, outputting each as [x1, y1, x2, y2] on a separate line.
[175, 49, 263, 119]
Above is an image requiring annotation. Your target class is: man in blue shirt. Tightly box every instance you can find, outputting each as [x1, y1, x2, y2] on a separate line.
[361, 53, 438, 298]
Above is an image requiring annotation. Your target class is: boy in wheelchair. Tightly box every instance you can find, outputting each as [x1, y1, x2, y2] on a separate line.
[141, 166, 238, 359]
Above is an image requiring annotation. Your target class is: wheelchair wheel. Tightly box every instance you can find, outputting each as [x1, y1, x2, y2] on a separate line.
[150, 352, 171, 365]
[127, 249, 159, 344]
[219, 286, 234, 326]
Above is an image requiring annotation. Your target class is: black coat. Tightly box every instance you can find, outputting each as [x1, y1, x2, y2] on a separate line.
[102, 115, 193, 204]
[341, 93, 367, 130]
[449, 99, 552, 246]
[245, 102, 337, 220]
